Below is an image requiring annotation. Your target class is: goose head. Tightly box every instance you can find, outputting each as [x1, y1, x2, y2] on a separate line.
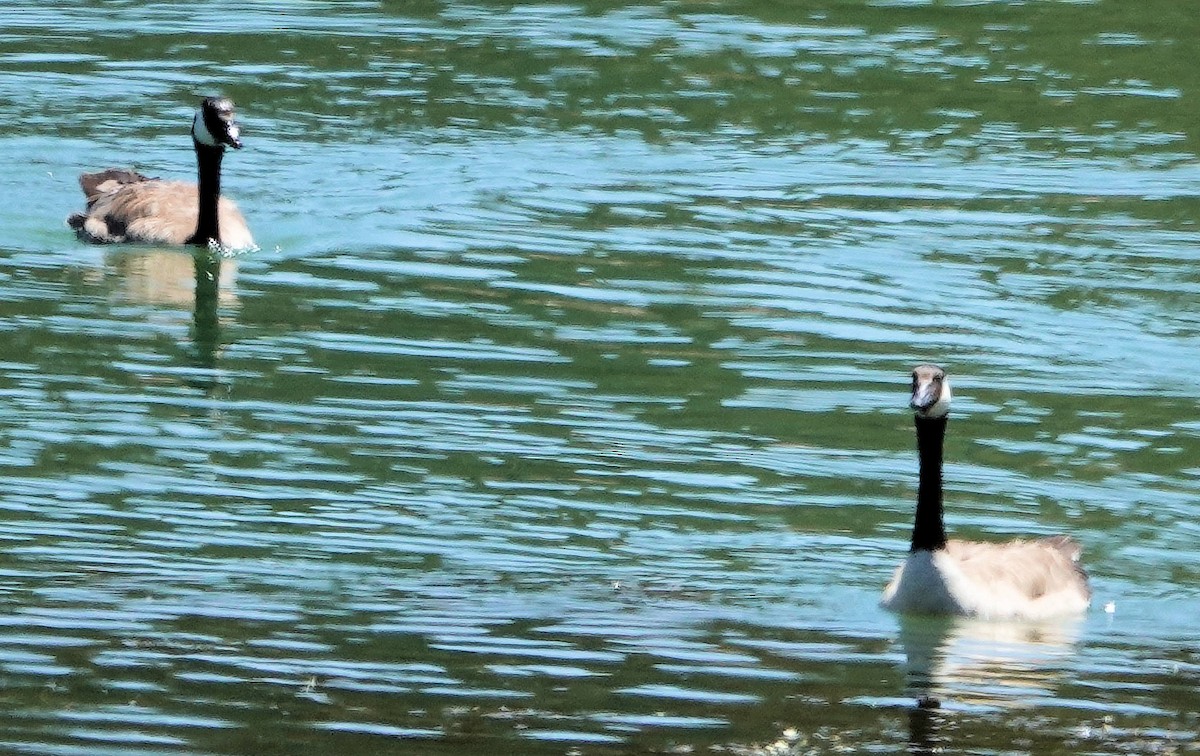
[191, 96, 242, 150]
[911, 364, 951, 419]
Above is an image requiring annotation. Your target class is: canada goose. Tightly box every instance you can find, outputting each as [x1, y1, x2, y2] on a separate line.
[68, 96, 254, 249]
[880, 365, 1091, 620]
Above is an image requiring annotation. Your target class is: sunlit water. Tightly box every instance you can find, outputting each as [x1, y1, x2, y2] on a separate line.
[0, 1, 1198, 753]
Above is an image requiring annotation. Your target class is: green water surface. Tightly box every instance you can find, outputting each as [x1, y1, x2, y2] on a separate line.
[0, 1, 1197, 753]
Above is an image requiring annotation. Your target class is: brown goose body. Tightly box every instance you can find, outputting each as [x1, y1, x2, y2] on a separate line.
[69, 171, 253, 248]
[880, 365, 1091, 620]
[883, 535, 1091, 619]
[67, 97, 254, 250]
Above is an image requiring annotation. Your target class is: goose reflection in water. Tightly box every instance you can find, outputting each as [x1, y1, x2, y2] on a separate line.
[897, 614, 1083, 753]
[102, 248, 237, 389]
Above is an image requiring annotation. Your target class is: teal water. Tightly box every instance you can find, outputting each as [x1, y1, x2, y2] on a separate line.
[0, 1, 1198, 753]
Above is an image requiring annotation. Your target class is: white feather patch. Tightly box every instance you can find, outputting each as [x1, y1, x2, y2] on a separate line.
[192, 111, 217, 147]
[924, 379, 952, 418]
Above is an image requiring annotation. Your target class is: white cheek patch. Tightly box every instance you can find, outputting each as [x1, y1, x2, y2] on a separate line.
[925, 379, 953, 418]
[192, 111, 218, 147]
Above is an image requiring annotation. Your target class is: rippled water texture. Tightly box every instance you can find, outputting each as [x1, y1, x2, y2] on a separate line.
[1, 1, 1198, 753]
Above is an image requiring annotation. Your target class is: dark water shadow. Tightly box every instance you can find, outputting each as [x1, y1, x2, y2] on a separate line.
[190, 249, 223, 377]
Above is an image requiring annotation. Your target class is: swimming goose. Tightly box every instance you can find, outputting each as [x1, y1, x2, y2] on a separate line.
[881, 364, 1091, 620]
[68, 96, 254, 249]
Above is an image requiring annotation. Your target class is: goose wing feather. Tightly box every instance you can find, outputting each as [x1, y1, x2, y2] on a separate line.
[78, 169, 157, 206]
[944, 537, 1091, 616]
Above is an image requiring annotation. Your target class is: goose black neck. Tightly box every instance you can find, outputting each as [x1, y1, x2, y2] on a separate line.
[911, 415, 948, 552]
[188, 142, 224, 246]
